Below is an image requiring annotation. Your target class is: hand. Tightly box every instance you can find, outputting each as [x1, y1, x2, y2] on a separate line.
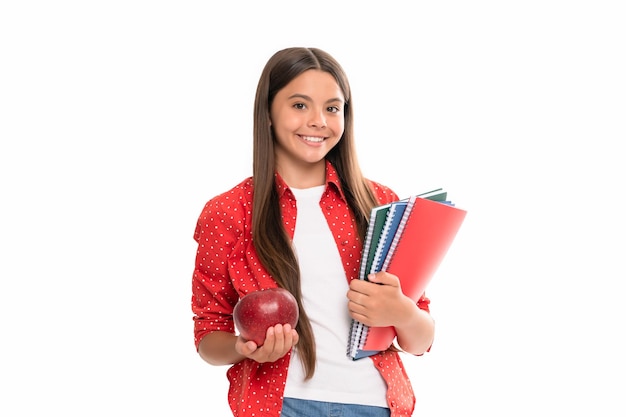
[235, 323, 299, 363]
[347, 271, 413, 328]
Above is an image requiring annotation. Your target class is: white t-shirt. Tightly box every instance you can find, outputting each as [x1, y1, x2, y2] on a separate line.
[283, 185, 388, 408]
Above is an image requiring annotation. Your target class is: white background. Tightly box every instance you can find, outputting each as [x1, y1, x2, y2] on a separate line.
[1, 1, 625, 416]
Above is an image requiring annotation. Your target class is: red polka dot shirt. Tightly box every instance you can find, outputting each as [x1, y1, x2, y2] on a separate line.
[191, 161, 431, 416]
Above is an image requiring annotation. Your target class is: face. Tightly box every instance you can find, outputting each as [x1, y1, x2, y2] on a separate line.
[270, 69, 345, 185]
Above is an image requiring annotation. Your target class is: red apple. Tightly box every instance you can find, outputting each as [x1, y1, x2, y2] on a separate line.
[233, 287, 299, 346]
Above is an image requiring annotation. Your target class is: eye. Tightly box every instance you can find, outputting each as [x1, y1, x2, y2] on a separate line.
[327, 106, 341, 113]
[293, 103, 306, 110]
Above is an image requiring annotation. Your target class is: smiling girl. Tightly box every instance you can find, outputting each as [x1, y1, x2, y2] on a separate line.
[191, 47, 434, 417]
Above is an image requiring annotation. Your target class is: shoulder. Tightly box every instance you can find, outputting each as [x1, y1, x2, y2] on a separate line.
[366, 179, 399, 204]
[201, 177, 253, 213]
[194, 178, 253, 238]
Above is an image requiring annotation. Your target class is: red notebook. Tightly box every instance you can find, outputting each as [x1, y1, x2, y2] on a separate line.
[348, 191, 467, 360]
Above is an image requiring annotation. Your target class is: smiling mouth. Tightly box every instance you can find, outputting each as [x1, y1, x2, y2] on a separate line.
[300, 135, 325, 143]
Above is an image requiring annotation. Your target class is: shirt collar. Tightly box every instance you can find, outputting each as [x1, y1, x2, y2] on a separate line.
[274, 160, 347, 203]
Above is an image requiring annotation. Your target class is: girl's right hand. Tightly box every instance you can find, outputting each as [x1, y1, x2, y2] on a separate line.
[235, 323, 299, 363]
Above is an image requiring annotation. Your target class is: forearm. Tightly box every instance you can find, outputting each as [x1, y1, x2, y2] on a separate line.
[394, 298, 435, 355]
[197, 331, 246, 366]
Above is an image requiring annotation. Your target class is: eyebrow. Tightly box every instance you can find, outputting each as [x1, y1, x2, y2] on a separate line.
[288, 93, 344, 105]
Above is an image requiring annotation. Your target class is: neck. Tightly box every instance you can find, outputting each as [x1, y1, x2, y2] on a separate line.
[276, 160, 326, 189]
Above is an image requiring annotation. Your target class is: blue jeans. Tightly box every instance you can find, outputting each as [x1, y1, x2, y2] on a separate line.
[281, 398, 390, 417]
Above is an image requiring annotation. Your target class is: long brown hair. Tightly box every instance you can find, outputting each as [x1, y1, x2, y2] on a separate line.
[252, 47, 378, 379]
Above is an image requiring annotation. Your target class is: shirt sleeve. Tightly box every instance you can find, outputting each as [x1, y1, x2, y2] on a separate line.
[191, 197, 241, 350]
[417, 293, 430, 312]
[367, 179, 400, 205]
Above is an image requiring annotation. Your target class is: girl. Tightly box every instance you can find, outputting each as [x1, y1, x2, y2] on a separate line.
[191, 47, 435, 417]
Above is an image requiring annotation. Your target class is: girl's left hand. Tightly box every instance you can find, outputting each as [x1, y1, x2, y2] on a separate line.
[346, 271, 414, 328]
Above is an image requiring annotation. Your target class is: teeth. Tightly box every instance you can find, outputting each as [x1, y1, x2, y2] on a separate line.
[302, 136, 324, 143]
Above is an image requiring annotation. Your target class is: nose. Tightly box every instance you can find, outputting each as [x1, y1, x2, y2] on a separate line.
[308, 108, 327, 128]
